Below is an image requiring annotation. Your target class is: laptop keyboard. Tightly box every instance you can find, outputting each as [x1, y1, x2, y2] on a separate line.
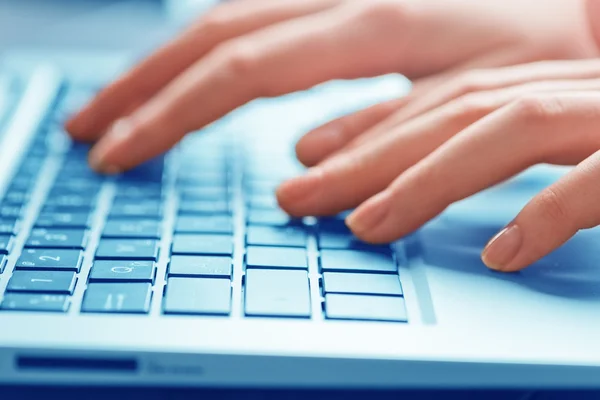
[0, 82, 409, 323]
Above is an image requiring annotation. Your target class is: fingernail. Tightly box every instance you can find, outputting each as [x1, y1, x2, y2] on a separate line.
[481, 224, 523, 271]
[276, 168, 322, 204]
[346, 190, 392, 235]
[88, 118, 131, 174]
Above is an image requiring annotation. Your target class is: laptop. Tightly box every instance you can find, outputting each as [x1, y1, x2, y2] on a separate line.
[0, 50, 599, 389]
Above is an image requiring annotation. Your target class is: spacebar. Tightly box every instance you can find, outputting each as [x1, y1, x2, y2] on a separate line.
[245, 269, 311, 318]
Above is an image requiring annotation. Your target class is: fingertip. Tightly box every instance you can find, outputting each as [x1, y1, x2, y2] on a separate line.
[345, 190, 393, 241]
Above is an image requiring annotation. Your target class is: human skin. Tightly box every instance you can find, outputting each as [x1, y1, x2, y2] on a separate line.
[65, 0, 600, 272]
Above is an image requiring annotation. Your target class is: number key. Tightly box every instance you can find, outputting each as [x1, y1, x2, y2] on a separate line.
[16, 249, 83, 271]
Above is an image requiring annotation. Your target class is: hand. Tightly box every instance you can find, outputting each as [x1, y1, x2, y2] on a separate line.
[277, 58, 600, 273]
[65, 0, 597, 174]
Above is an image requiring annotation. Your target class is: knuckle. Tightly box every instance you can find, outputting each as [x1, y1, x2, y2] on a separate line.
[450, 93, 497, 120]
[508, 94, 566, 124]
[196, 7, 231, 36]
[533, 187, 572, 226]
[216, 40, 260, 80]
[355, 0, 414, 27]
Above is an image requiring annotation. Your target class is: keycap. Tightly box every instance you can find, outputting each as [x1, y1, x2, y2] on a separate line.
[163, 278, 231, 315]
[119, 156, 164, 182]
[53, 177, 103, 190]
[0, 234, 13, 254]
[247, 209, 300, 226]
[0, 204, 22, 218]
[180, 187, 228, 200]
[114, 184, 162, 198]
[109, 200, 162, 219]
[171, 234, 233, 255]
[0, 294, 69, 312]
[246, 246, 307, 269]
[96, 239, 159, 260]
[246, 225, 307, 248]
[7, 271, 77, 294]
[0, 218, 18, 234]
[323, 272, 403, 296]
[169, 255, 232, 278]
[320, 250, 397, 274]
[81, 283, 152, 313]
[16, 248, 83, 271]
[35, 212, 91, 228]
[25, 228, 87, 249]
[245, 269, 311, 318]
[246, 195, 278, 210]
[102, 219, 160, 238]
[175, 216, 233, 234]
[3, 190, 29, 204]
[318, 230, 390, 252]
[89, 260, 155, 282]
[45, 194, 96, 209]
[325, 294, 407, 322]
[178, 200, 229, 215]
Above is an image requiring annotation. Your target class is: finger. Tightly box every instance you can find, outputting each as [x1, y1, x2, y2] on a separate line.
[295, 97, 409, 167]
[278, 79, 600, 216]
[66, 0, 342, 140]
[480, 149, 600, 273]
[87, 1, 416, 173]
[338, 59, 600, 157]
[345, 92, 600, 245]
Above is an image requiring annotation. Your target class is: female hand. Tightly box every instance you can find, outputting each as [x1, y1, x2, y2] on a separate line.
[277, 58, 600, 273]
[65, 0, 597, 174]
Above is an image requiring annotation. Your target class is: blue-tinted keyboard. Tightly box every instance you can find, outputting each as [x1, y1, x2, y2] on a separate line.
[0, 80, 409, 323]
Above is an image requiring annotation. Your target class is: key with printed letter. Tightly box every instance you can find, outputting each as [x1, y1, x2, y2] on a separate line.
[168, 255, 232, 278]
[245, 269, 311, 318]
[171, 234, 233, 255]
[163, 278, 231, 315]
[96, 239, 159, 260]
[89, 260, 155, 282]
[1, 293, 69, 312]
[0, 234, 13, 254]
[35, 212, 91, 228]
[175, 216, 233, 234]
[109, 200, 162, 219]
[102, 219, 160, 239]
[7, 271, 77, 294]
[81, 283, 152, 313]
[25, 228, 87, 249]
[16, 249, 83, 271]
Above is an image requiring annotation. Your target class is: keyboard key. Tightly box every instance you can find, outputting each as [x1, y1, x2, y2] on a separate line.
[96, 239, 159, 260]
[45, 193, 96, 209]
[81, 283, 152, 313]
[35, 212, 91, 228]
[178, 200, 229, 215]
[7, 271, 77, 294]
[245, 269, 311, 318]
[247, 209, 300, 226]
[163, 278, 231, 315]
[320, 250, 397, 274]
[323, 272, 403, 296]
[180, 187, 228, 200]
[16, 249, 83, 271]
[246, 246, 307, 269]
[119, 156, 164, 182]
[0, 204, 22, 218]
[53, 177, 103, 190]
[0, 234, 13, 253]
[175, 216, 233, 234]
[325, 294, 408, 322]
[169, 255, 232, 278]
[246, 225, 307, 247]
[25, 228, 87, 249]
[247, 195, 278, 210]
[3, 190, 29, 204]
[109, 200, 162, 219]
[114, 184, 162, 198]
[0, 218, 18, 234]
[102, 219, 160, 238]
[171, 234, 233, 255]
[0, 294, 69, 312]
[318, 230, 389, 252]
[89, 260, 155, 282]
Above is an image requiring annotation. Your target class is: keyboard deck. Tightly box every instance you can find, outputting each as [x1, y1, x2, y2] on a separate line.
[0, 82, 409, 323]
